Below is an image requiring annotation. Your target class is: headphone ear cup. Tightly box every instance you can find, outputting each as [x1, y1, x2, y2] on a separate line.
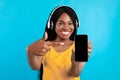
[47, 20, 54, 30]
[47, 20, 50, 29]
[50, 21, 54, 30]
[76, 20, 79, 28]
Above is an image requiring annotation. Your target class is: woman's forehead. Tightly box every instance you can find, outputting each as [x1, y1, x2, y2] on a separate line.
[57, 13, 72, 22]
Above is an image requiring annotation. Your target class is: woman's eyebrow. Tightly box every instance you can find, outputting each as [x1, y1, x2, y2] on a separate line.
[58, 20, 64, 22]
[58, 20, 72, 23]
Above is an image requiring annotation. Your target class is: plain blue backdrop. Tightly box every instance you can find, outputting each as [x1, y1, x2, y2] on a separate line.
[0, 0, 120, 80]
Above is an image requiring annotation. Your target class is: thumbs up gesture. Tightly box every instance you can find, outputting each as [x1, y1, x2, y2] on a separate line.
[28, 32, 53, 56]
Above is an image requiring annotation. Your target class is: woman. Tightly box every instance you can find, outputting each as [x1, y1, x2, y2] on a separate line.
[27, 6, 92, 80]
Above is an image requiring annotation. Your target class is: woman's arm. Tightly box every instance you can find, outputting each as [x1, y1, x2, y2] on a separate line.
[26, 40, 44, 70]
[27, 53, 43, 70]
[69, 61, 86, 77]
[69, 50, 86, 77]
[69, 41, 92, 77]
[26, 32, 52, 70]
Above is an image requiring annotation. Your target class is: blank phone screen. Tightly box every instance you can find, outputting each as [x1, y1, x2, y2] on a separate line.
[75, 35, 88, 62]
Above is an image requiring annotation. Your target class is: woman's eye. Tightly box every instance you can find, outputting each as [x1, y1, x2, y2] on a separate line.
[59, 22, 63, 25]
[69, 23, 73, 25]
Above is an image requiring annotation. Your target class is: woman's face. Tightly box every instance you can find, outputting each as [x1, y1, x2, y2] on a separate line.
[55, 12, 74, 40]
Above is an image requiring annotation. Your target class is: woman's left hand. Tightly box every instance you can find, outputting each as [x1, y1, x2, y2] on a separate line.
[69, 41, 93, 76]
[88, 41, 92, 57]
[71, 40, 92, 62]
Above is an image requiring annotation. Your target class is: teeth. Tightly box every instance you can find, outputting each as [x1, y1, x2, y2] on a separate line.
[62, 32, 69, 35]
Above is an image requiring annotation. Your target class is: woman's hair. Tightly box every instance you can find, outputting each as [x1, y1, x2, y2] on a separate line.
[44, 6, 79, 41]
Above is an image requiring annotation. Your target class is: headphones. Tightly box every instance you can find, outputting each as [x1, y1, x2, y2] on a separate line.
[47, 6, 80, 30]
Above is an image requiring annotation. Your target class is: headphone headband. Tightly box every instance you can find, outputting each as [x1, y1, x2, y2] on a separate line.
[47, 6, 62, 29]
[47, 6, 79, 30]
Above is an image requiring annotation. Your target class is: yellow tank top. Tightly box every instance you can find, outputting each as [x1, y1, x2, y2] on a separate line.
[42, 43, 80, 80]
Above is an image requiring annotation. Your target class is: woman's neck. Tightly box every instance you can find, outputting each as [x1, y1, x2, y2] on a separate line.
[54, 38, 73, 45]
[54, 38, 70, 42]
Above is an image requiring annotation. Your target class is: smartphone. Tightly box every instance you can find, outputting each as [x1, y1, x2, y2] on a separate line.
[75, 35, 88, 62]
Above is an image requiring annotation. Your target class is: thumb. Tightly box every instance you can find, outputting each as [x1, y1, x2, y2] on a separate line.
[43, 32, 48, 41]
[71, 48, 75, 62]
[72, 48, 75, 54]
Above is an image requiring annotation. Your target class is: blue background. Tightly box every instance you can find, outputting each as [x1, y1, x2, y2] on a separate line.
[0, 0, 120, 80]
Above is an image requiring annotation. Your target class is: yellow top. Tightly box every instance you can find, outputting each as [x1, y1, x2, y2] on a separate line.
[42, 43, 80, 80]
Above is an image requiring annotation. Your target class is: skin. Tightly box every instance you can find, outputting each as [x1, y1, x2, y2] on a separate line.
[52, 13, 75, 52]
[27, 12, 92, 77]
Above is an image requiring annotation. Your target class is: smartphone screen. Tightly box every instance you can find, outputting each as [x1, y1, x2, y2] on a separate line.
[75, 35, 88, 62]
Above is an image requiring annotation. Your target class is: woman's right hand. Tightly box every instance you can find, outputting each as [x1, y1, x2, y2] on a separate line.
[27, 32, 53, 56]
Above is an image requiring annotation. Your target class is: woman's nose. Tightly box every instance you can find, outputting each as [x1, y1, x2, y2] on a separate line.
[63, 24, 69, 29]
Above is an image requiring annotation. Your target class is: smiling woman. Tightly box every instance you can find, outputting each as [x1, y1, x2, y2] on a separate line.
[26, 6, 92, 80]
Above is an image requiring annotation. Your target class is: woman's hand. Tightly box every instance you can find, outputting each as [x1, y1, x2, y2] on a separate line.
[27, 32, 53, 56]
[71, 40, 92, 62]
[69, 48, 86, 77]
[88, 41, 92, 57]
[26, 32, 53, 70]
[69, 41, 92, 76]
